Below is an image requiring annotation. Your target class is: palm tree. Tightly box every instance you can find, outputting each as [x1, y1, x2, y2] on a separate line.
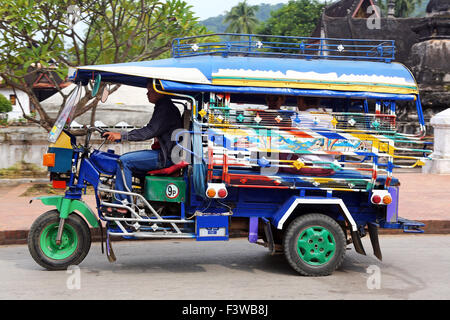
[379, 0, 424, 18]
[224, 1, 259, 37]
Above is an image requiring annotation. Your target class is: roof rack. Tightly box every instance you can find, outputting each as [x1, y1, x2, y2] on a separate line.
[172, 33, 395, 63]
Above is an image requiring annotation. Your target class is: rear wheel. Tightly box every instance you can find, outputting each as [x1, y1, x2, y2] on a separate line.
[283, 213, 346, 276]
[28, 210, 91, 270]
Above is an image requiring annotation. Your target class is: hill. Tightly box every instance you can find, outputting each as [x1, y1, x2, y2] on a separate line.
[412, 1, 428, 17]
[200, 2, 285, 33]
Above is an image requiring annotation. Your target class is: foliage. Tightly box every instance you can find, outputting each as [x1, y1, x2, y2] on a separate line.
[0, 161, 47, 178]
[201, 3, 284, 33]
[20, 183, 95, 196]
[257, 0, 324, 37]
[378, 0, 424, 18]
[0, 93, 12, 113]
[0, 0, 211, 132]
[224, 1, 259, 37]
[20, 183, 66, 196]
[254, 3, 285, 22]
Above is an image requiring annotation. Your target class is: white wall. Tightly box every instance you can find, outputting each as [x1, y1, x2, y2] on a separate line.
[0, 88, 30, 120]
[0, 126, 152, 169]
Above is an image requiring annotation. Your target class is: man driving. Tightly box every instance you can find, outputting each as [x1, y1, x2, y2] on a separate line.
[103, 81, 182, 212]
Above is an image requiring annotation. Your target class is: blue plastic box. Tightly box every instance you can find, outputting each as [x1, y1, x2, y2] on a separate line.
[195, 215, 229, 241]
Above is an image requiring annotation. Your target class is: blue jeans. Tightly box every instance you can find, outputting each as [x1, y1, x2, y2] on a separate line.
[114, 150, 166, 202]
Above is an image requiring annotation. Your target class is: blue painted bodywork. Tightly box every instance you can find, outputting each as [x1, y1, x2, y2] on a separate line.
[160, 81, 417, 101]
[90, 150, 120, 175]
[56, 38, 426, 240]
[195, 215, 229, 241]
[71, 55, 417, 95]
[42, 123, 423, 242]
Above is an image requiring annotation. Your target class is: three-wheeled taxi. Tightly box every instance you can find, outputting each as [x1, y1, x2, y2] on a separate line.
[28, 34, 431, 276]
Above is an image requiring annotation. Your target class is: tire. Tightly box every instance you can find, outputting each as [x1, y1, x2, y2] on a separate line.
[28, 210, 91, 271]
[283, 213, 346, 276]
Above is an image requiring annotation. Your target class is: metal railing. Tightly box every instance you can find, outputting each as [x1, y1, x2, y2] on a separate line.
[172, 33, 396, 62]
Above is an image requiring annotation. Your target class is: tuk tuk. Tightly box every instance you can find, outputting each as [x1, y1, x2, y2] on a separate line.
[28, 34, 431, 276]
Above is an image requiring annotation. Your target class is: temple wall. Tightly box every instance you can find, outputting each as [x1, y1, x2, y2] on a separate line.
[0, 126, 151, 169]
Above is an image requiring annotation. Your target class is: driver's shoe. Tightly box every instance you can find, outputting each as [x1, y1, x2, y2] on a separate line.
[101, 206, 129, 218]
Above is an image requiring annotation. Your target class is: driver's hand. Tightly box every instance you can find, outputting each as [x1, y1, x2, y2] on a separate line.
[103, 131, 121, 142]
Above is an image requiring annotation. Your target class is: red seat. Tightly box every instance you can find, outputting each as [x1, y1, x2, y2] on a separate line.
[147, 161, 189, 176]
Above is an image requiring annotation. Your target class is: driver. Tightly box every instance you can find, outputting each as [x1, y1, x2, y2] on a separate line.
[103, 81, 182, 212]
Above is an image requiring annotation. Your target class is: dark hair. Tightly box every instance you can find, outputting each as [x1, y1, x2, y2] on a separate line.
[266, 95, 285, 101]
[147, 79, 164, 92]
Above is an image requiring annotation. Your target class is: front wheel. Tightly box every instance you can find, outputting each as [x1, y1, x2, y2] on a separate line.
[283, 213, 346, 276]
[28, 210, 91, 270]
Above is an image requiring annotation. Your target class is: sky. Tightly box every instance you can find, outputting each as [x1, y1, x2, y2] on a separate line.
[186, 0, 291, 20]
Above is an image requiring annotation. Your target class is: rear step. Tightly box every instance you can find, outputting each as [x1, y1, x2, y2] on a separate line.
[380, 217, 425, 233]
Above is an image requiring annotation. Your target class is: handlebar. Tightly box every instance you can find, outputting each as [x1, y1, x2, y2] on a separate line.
[84, 126, 108, 149]
[83, 126, 121, 151]
[92, 126, 108, 135]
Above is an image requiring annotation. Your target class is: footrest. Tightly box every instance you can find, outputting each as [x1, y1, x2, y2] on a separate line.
[399, 218, 425, 233]
[379, 217, 425, 233]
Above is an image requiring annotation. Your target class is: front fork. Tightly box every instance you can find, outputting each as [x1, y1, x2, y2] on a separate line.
[56, 218, 65, 246]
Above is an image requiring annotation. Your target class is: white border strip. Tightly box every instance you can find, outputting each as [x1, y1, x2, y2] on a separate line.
[76, 66, 211, 84]
[276, 198, 357, 231]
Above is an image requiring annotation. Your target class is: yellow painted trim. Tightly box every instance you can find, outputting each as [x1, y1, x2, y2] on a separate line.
[329, 188, 362, 192]
[211, 78, 418, 95]
[220, 128, 252, 136]
[350, 133, 395, 156]
[393, 155, 424, 160]
[312, 178, 334, 184]
[152, 79, 198, 116]
[49, 131, 72, 149]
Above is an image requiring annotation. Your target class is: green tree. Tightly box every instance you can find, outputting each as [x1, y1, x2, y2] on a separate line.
[0, 0, 211, 132]
[224, 1, 260, 36]
[378, 0, 424, 18]
[0, 93, 12, 113]
[257, 0, 324, 37]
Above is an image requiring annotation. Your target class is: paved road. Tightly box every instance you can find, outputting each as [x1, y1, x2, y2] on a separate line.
[2, 172, 450, 232]
[0, 235, 449, 300]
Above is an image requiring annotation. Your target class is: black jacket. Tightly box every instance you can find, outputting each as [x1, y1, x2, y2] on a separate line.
[121, 96, 183, 167]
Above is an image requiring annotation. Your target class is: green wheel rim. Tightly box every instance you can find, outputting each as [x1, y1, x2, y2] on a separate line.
[296, 226, 336, 266]
[39, 223, 78, 260]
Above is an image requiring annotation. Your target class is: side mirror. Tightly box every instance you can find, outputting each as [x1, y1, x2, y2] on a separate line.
[101, 85, 109, 103]
[91, 74, 101, 97]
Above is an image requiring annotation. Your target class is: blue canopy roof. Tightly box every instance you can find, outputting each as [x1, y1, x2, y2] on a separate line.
[71, 55, 418, 97]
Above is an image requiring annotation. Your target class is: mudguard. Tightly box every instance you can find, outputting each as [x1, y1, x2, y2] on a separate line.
[32, 195, 99, 228]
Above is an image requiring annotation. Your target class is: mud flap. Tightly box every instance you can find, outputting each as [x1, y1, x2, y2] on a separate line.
[106, 231, 116, 263]
[99, 220, 104, 255]
[368, 223, 382, 261]
[351, 230, 366, 256]
[262, 219, 276, 255]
